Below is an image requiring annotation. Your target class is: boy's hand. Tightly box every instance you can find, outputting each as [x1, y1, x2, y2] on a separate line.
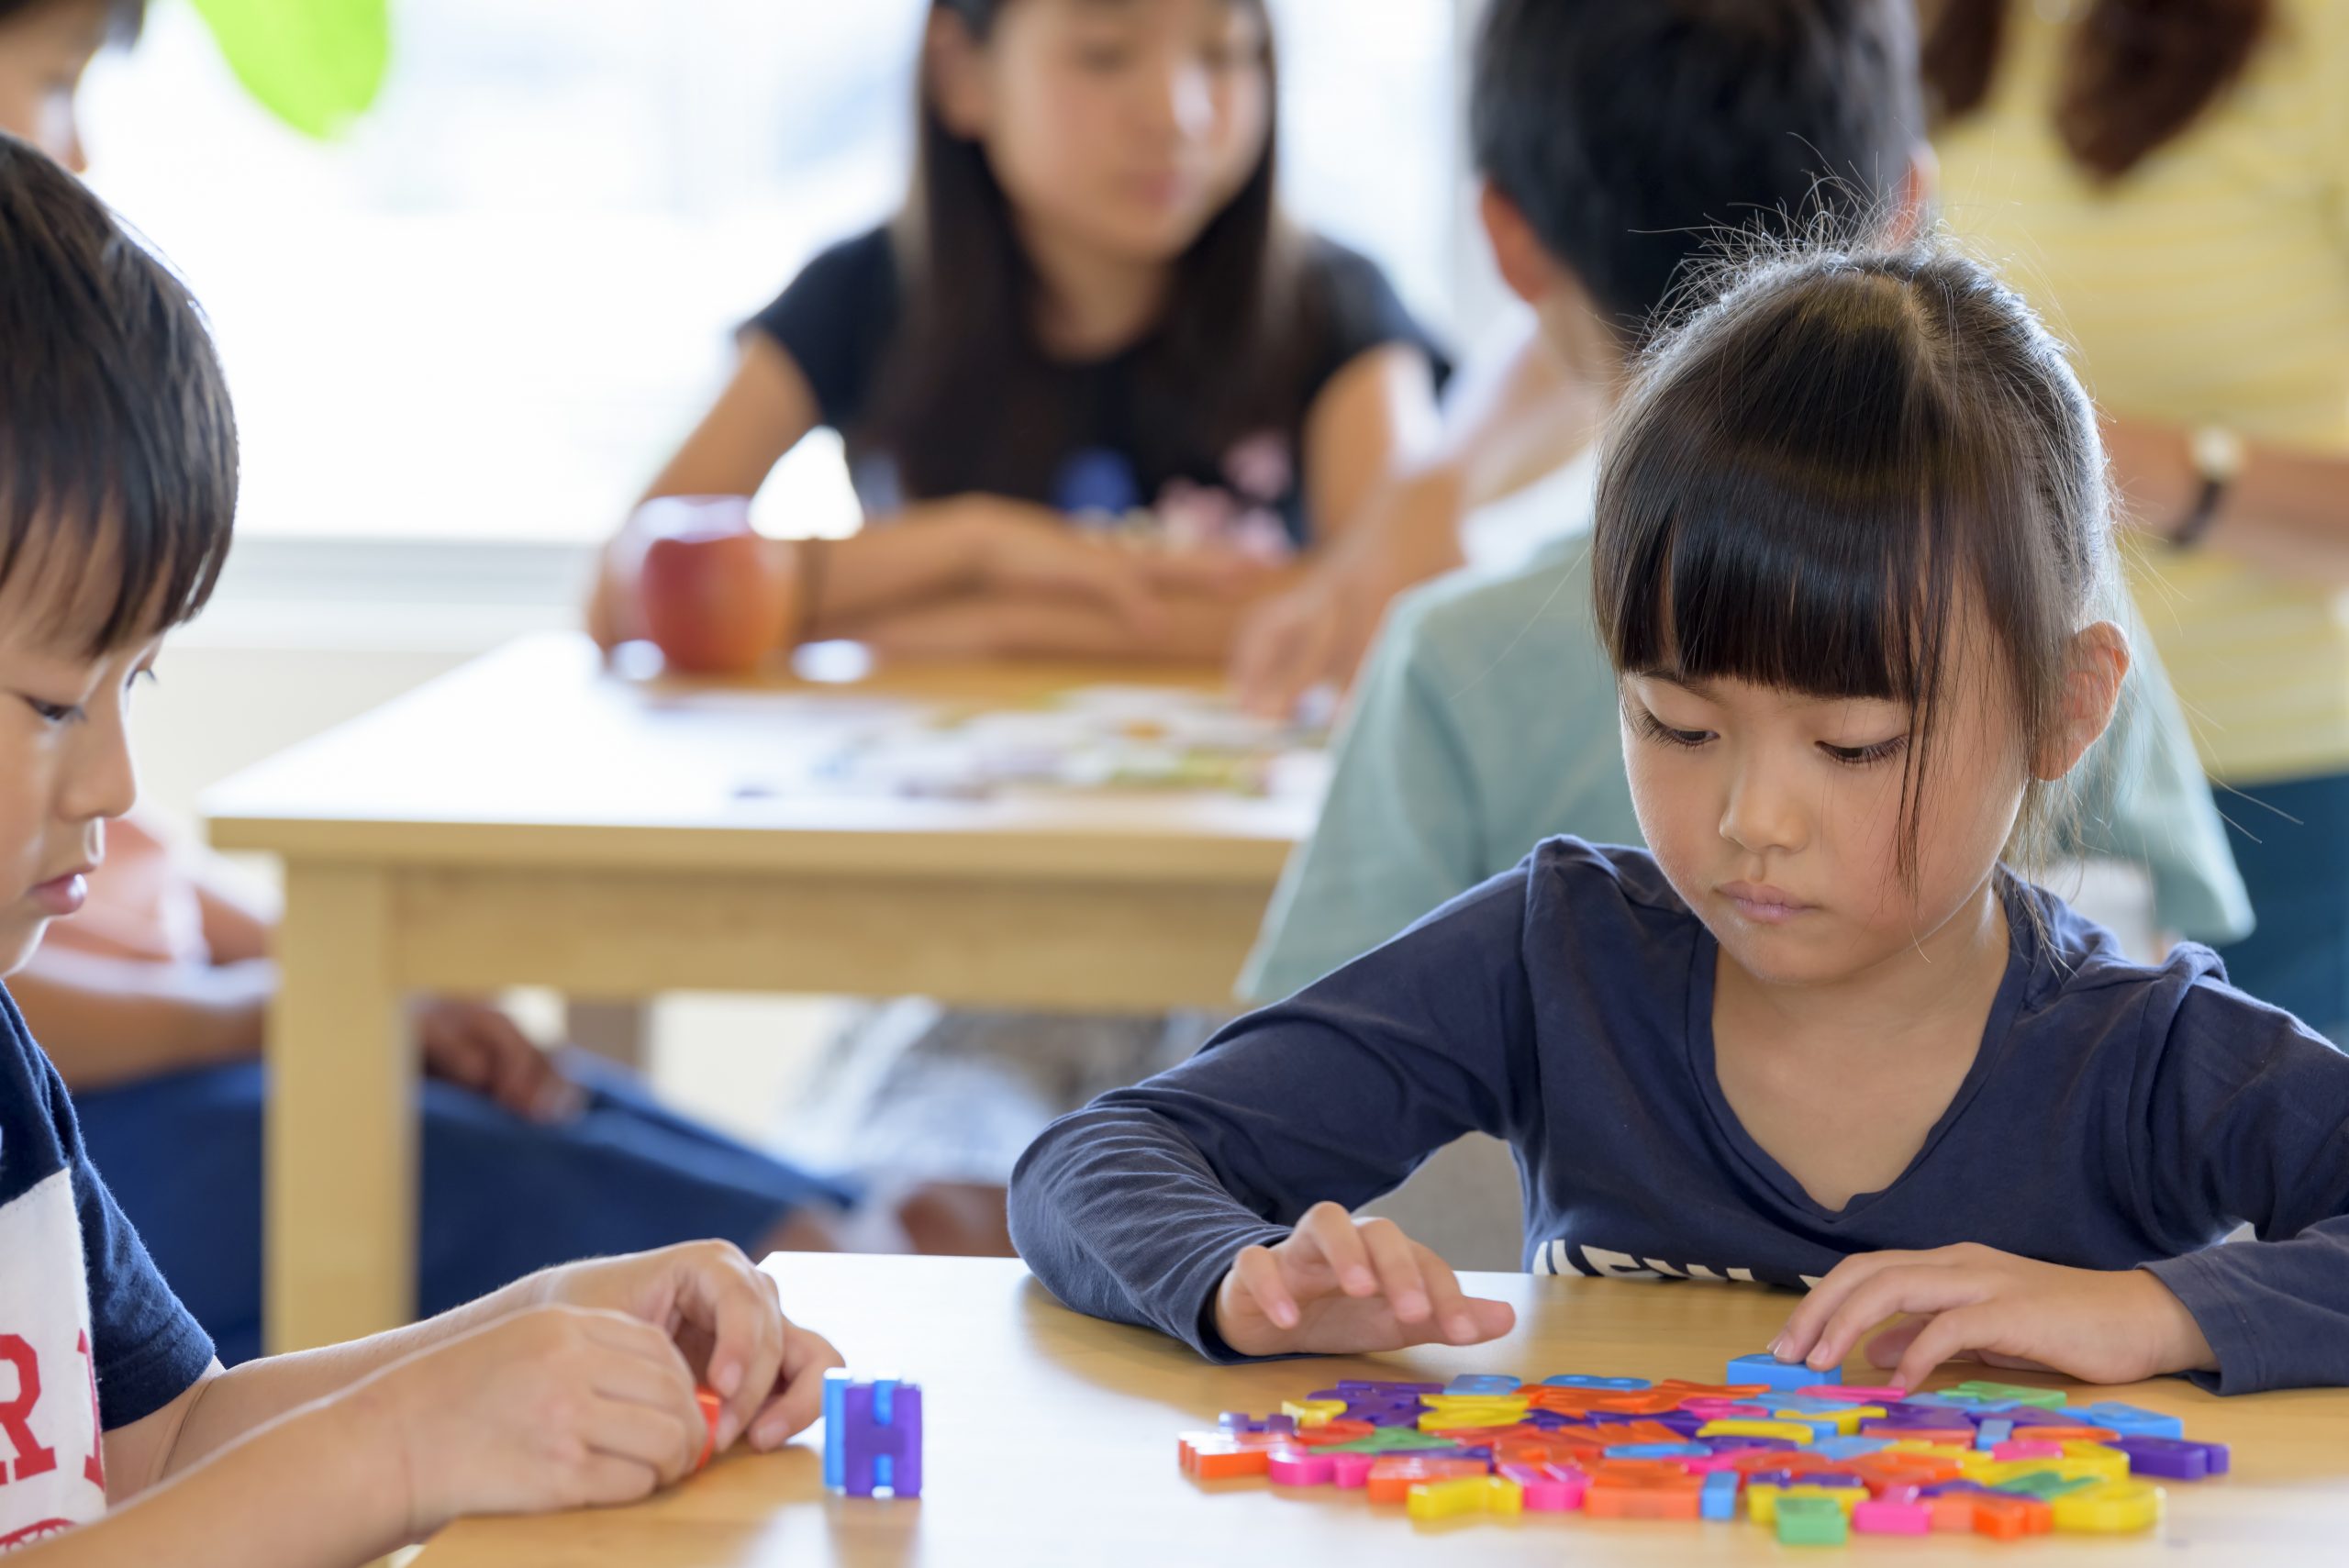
[1229, 573, 1351, 720]
[1213, 1201, 1515, 1357]
[416, 998, 584, 1124]
[532, 1241, 843, 1453]
[1230, 469, 1464, 718]
[1769, 1243, 2218, 1393]
[364, 1305, 707, 1535]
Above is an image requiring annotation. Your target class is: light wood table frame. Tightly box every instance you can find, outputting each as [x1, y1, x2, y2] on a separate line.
[203, 636, 1313, 1353]
[417, 1254, 2349, 1566]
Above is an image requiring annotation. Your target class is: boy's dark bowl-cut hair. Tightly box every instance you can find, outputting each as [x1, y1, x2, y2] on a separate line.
[1593, 238, 2111, 888]
[1472, 0, 1923, 346]
[0, 132, 236, 653]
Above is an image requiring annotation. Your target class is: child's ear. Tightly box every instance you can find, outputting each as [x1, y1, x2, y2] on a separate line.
[2034, 620, 2131, 782]
[1479, 182, 1560, 308]
[1886, 144, 1940, 246]
[925, 9, 993, 139]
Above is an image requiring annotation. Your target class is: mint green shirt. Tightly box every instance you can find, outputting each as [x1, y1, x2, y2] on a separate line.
[1242, 489, 2254, 1003]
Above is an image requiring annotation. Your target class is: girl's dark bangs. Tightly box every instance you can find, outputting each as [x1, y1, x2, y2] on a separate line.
[1593, 239, 2112, 898]
[1602, 448, 1943, 707]
[1597, 279, 1997, 710]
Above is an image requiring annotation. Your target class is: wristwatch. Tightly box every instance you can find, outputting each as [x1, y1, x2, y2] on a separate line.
[2167, 424, 2245, 549]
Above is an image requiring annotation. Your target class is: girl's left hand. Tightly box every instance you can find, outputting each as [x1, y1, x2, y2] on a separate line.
[1768, 1243, 2216, 1393]
[533, 1241, 845, 1455]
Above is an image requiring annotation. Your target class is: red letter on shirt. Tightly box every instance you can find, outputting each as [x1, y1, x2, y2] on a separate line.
[0, 1335, 59, 1483]
[77, 1332, 104, 1487]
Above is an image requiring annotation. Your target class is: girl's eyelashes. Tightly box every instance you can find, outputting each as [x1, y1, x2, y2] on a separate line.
[1629, 698, 1908, 767]
[1820, 735, 1909, 767]
[1630, 705, 1711, 751]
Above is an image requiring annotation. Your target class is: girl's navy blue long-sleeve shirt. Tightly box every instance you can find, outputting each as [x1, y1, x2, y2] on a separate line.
[1009, 838, 2349, 1395]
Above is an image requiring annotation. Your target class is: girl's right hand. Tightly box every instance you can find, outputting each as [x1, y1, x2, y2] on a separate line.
[355, 1304, 708, 1537]
[1212, 1201, 1516, 1357]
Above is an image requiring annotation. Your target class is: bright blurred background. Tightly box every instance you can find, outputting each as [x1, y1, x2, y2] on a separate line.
[79, 0, 1504, 1138]
[83, 0, 1475, 554]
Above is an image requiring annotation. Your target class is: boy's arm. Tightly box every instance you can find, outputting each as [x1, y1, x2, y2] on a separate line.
[31, 1385, 403, 1568]
[1008, 867, 1539, 1358]
[1241, 590, 1487, 1002]
[92, 1286, 532, 1500]
[9, 949, 270, 1090]
[152, 1272, 598, 1482]
[123, 1240, 814, 1487]
[69, 1240, 814, 1567]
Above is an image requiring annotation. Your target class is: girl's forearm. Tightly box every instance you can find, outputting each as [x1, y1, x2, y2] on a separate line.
[595, 502, 978, 649]
[30, 1396, 400, 1568]
[844, 577, 1305, 664]
[799, 504, 985, 637]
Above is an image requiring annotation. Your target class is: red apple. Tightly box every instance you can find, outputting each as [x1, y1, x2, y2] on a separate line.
[632, 498, 795, 674]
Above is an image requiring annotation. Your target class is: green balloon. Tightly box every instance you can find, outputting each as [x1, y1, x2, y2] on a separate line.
[187, 0, 390, 139]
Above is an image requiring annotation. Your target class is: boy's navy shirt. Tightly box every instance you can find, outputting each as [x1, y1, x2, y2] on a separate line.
[747, 225, 1447, 548]
[1010, 838, 2349, 1395]
[0, 981, 212, 1484]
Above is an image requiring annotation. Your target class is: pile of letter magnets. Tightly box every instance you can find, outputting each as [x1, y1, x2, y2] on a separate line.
[1179, 1357, 2225, 1544]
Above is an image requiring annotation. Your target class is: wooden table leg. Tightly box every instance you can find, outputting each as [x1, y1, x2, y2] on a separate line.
[266, 863, 415, 1352]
